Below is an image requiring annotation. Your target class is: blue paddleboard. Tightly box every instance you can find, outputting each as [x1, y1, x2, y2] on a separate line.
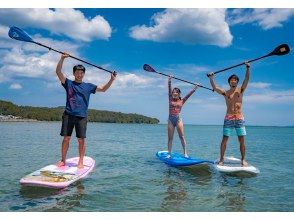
[156, 151, 214, 167]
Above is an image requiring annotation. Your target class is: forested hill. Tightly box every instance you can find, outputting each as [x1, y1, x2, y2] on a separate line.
[0, 100, 159, 124]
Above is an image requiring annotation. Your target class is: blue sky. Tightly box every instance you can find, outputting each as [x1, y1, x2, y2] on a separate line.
[0, 8, 294, 126]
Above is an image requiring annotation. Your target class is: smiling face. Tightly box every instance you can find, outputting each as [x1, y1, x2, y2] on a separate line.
[228, 75, 239, 88]
[229, 78, 238, 88]
[73, 70, 85, 82]
[172, 88, 181, 99]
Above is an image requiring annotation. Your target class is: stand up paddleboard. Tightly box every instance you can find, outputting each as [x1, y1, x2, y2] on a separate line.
[214, 156, 259, 176]
[156, 151, 214, 167]
[20, 156, 95, 189]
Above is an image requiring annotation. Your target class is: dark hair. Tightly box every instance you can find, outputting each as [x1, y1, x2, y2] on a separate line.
[228, 74, 239, 84]
[73, 64, 86, 73]
[172, 87, 182, 99]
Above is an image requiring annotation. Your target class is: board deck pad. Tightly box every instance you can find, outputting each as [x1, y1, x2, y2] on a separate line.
[20, 156, 95, 189]
[156, 150, 214, 167]
[214, 156, 259, 175]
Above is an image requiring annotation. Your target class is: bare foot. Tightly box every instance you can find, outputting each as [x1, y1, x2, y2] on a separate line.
[242, 160, 248, 167]
[217, 160, 224, 166]
[184, 154, 189, 158]
[56, 161, 65, 167]
[77, 163, 84, 169]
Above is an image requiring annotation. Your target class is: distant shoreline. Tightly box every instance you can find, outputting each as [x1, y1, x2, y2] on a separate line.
[0, 99, 160, 124]
[0, 118, 293, 127]
[0, 115, 37, 122]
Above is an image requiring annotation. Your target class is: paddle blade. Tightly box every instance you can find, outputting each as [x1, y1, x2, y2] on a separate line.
[143, 64, 156, 72]
[269, 44, 290, 56]
[8, 26, 33, 43]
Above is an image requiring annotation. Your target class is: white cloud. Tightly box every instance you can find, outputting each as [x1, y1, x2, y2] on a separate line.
[0, 74, 7, 83]
[229, 9, 294, 30]
[84, 68, 159, 91]
[0, 37, 80, 82]
[249, 82, 271, 89]
[0, 28, 161, 94]
[0, 8, 112, 41]
[129, 9, 233, 47]
[9, 83, 22, 90]
[245, 90, 294, 104]
[0, 25, 16, 49]
[0, 25, 9, 39]
[115, 72, 157, 88]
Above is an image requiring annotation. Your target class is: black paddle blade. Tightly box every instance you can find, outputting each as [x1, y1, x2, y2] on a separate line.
[269, 44, 290, 56]
[8, 26, 33, 43]
[143, 64, 156, 72]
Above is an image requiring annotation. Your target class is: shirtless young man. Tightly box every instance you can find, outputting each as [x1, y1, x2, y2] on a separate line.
[208, 62, 250, 166]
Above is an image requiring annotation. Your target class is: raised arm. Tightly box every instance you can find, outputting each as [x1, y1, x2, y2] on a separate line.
[55, 53, 69, 84]
[96, 71, 117, 92]
[241, 62, 250, 93]
[208, 72, 226, 96]
[168, 76, 172, 99]
[182, 84, 198, 104]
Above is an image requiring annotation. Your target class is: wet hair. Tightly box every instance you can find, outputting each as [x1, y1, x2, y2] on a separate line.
[228, 74, 239, 84]
[172, 87, 182, 100]
[73, 64, 86, 73]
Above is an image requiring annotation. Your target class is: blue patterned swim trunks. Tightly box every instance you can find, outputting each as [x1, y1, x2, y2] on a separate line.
[223, 114, 246, 137]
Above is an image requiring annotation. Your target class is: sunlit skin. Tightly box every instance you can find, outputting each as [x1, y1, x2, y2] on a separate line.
[167, 76, 198, 158]
[229, 78, 238, 88]
[225, 77, 243, 115]
[208, 62, 250, 167]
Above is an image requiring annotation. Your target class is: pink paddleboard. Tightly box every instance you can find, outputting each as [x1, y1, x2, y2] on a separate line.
[20, 156, 95, 189]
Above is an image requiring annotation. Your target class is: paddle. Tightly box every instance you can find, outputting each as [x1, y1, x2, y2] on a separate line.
[143, 64, 214, 91]
[8, 26, 114, 74]
[207, 44, 290, 77]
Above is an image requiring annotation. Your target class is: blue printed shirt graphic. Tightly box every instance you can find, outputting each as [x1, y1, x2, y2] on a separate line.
[62, 78, 97, 117]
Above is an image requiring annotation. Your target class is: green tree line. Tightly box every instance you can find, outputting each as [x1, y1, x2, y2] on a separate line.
[0, 99, 159, 124]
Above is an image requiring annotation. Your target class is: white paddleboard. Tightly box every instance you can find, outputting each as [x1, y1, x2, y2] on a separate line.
[20, 156, 95, 189]
[214, 156, 259, 175]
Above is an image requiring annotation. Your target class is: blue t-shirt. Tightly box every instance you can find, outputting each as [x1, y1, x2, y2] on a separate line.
[62, 78, 97, 117]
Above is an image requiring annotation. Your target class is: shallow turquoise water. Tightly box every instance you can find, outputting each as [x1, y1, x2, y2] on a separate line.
[0, 122, 293, 211]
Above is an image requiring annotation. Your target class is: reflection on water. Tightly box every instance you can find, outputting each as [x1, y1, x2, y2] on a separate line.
[160, 165, 214, 211]
[216, 175, 247, 212]
[11, 181, 85, 211]
[45, 182, 85, 211]
[1, 123, 293, 211]
[160, 169, 187, 211]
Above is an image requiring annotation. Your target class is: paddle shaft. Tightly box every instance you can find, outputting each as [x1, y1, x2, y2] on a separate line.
[154, 70, 214, 91]
[213, 54, 270, 75]
[34, 42, 113, 74]
[207, 54, 272, 77]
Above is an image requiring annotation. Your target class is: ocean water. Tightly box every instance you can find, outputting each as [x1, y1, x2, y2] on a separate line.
[0, 122, 293, 212]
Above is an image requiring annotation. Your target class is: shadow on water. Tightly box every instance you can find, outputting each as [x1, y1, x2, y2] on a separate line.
[11, 181, 86, 211]
[19, 186, 63, 199]
[222, 172, 258, 178]
[179, 164, 214, 186]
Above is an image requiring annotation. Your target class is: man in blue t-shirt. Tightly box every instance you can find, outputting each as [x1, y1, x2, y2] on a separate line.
[56, 52, 117, 169]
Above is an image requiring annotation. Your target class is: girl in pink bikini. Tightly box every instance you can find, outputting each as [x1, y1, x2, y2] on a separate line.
[167, 76, 198, 158]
